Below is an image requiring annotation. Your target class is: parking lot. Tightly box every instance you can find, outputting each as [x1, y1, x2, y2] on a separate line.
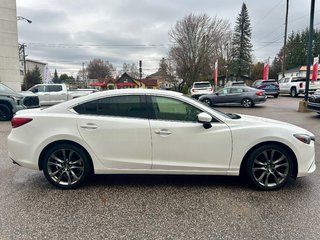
[0, 95, 320, 240]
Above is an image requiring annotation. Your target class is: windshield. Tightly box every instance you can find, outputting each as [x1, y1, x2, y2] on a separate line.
[0, 83, 16, 94]
[193, 83, 211, 88]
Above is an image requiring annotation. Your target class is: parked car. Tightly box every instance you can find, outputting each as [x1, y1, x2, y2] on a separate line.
[8, 89, 315, 190]
[199, 86, 267, 108]
[225, 81, 246, 87]
[308, 89, 320, 114]
[251, 79, 280, 98]
[0, 83, 39, 121]
[190, 81, 213, 98]
[278, 77, 320, 97]
[27, 84, 91, 106]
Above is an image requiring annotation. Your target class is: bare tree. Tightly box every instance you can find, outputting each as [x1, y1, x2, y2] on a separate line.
[158, 57, 176, 83]
[120, 62, 139, 78]
[87, 58, 115, 79]
[169, 13, 231, 90]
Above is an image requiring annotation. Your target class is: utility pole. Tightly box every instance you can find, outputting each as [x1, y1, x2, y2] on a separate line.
[282, 0, 289, 78]
[304, 0, 316, 102]
[139, 60, 142, 87]
[19, 43, 27, 89]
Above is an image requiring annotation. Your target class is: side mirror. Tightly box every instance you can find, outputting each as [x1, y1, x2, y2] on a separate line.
[197, 112, 212, 129]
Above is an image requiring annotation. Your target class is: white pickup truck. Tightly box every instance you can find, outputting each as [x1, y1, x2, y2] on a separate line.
[278, 77, 320, 97]
[27, 84, 92, 106]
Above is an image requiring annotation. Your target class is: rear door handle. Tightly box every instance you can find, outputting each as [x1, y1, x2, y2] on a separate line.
[155, 129, 172, 136]
[80, 123, 98, 130]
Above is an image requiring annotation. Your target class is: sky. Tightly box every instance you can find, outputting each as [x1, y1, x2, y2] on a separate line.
[16, 0, 320, 78]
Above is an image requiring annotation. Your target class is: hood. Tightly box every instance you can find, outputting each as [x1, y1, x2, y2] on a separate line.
[236, 114, 314, 136]
[0, 92, 23, 98]
[19, 91, 38, 97]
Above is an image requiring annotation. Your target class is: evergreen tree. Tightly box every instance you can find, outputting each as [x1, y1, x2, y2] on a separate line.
[229, 3, 253, 78]
[274, 28, 320, 73]
[52, 69, 60, 83]
[25, 65, 42, 89]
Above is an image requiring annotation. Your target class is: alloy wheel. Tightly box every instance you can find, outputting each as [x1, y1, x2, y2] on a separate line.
[46, 148, 85, 186]
[242, 98, 253, 108]
[251, 148, 290, 189]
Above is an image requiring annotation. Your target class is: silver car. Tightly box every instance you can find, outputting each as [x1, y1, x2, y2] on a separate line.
[199, 86, 267, 108]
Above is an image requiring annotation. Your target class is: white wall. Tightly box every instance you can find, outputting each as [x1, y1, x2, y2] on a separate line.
[0, 0, 21, 91]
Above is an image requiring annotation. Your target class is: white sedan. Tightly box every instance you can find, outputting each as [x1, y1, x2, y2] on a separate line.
[8, 89, 316, 190]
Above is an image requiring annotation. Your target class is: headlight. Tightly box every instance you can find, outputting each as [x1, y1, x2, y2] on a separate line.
[294, 134, 315, 144]
[8, 96, 22, 104]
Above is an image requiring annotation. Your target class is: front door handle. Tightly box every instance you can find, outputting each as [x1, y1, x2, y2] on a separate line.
[155, 129, 172, 136]
[80, 123, 98, 130]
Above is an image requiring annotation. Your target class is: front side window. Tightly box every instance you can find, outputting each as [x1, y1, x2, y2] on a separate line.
[73, 95, 148, 118]
[30, 85, 46, 93]
[219, 88, 230, 95]
[151, 96, 202, 122]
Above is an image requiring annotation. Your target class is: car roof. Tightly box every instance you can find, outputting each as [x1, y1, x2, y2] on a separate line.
[43, 88, 184, 112]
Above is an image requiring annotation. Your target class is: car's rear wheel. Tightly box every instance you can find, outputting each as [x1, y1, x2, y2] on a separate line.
[202, 98, 212, 106]
[290, 88, 298, 97]
[42, 144, 91, 189]
[0, 104, 13, 121]
[241, 98, 253, 108]
[246, 144, 293, 190]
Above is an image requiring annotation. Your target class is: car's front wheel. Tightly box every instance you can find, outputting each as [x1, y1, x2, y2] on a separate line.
[42, 144, 91, 189]
[0, 104, 13, 121]
[246, 144, 293, 190]
[241, 98, 253, 108]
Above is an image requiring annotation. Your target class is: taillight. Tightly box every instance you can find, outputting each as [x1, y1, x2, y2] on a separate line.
[209, 87, 212, 91]
[11, 117, 33, 128]
[192, 89, 195, 92]
[256, 91, 264, 96]
[300, 82, 303, 88]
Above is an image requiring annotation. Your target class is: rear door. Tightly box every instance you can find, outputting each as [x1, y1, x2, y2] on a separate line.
[47, 85, 68, 104]
[75, 94, 152, 169]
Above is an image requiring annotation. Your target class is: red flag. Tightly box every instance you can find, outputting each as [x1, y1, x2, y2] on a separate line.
[214, 60, 218, 86]
[312, 57, 319, 81]
[263, 63, 269, 80]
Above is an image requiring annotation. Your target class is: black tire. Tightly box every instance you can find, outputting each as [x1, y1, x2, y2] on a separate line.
[202, 98, 212, 106]
[0, 104, 13, 121]
[245, 144, 293, 190]
[274, 94, 279, 98]
[42, 144, 91, 189]
[241, 98, 253, 108]
[290, 88, 298, 97]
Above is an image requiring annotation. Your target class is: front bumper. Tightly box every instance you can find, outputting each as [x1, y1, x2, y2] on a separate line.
[307, 102, 320, 112]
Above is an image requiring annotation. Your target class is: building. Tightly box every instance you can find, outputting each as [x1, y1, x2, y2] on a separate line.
[20, 59, 48, 83]
[0, 1, 20, 91]
[278, 66, 320, 80]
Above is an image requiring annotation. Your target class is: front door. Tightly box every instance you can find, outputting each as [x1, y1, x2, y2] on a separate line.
[148, 95, 232, 172]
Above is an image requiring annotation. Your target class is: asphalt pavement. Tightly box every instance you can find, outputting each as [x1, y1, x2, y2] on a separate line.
[0, 95, 320, 240]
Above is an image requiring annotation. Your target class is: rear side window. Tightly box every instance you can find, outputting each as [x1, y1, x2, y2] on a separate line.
[73, 95, 149, 119]
[47, 85, 63, 92]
